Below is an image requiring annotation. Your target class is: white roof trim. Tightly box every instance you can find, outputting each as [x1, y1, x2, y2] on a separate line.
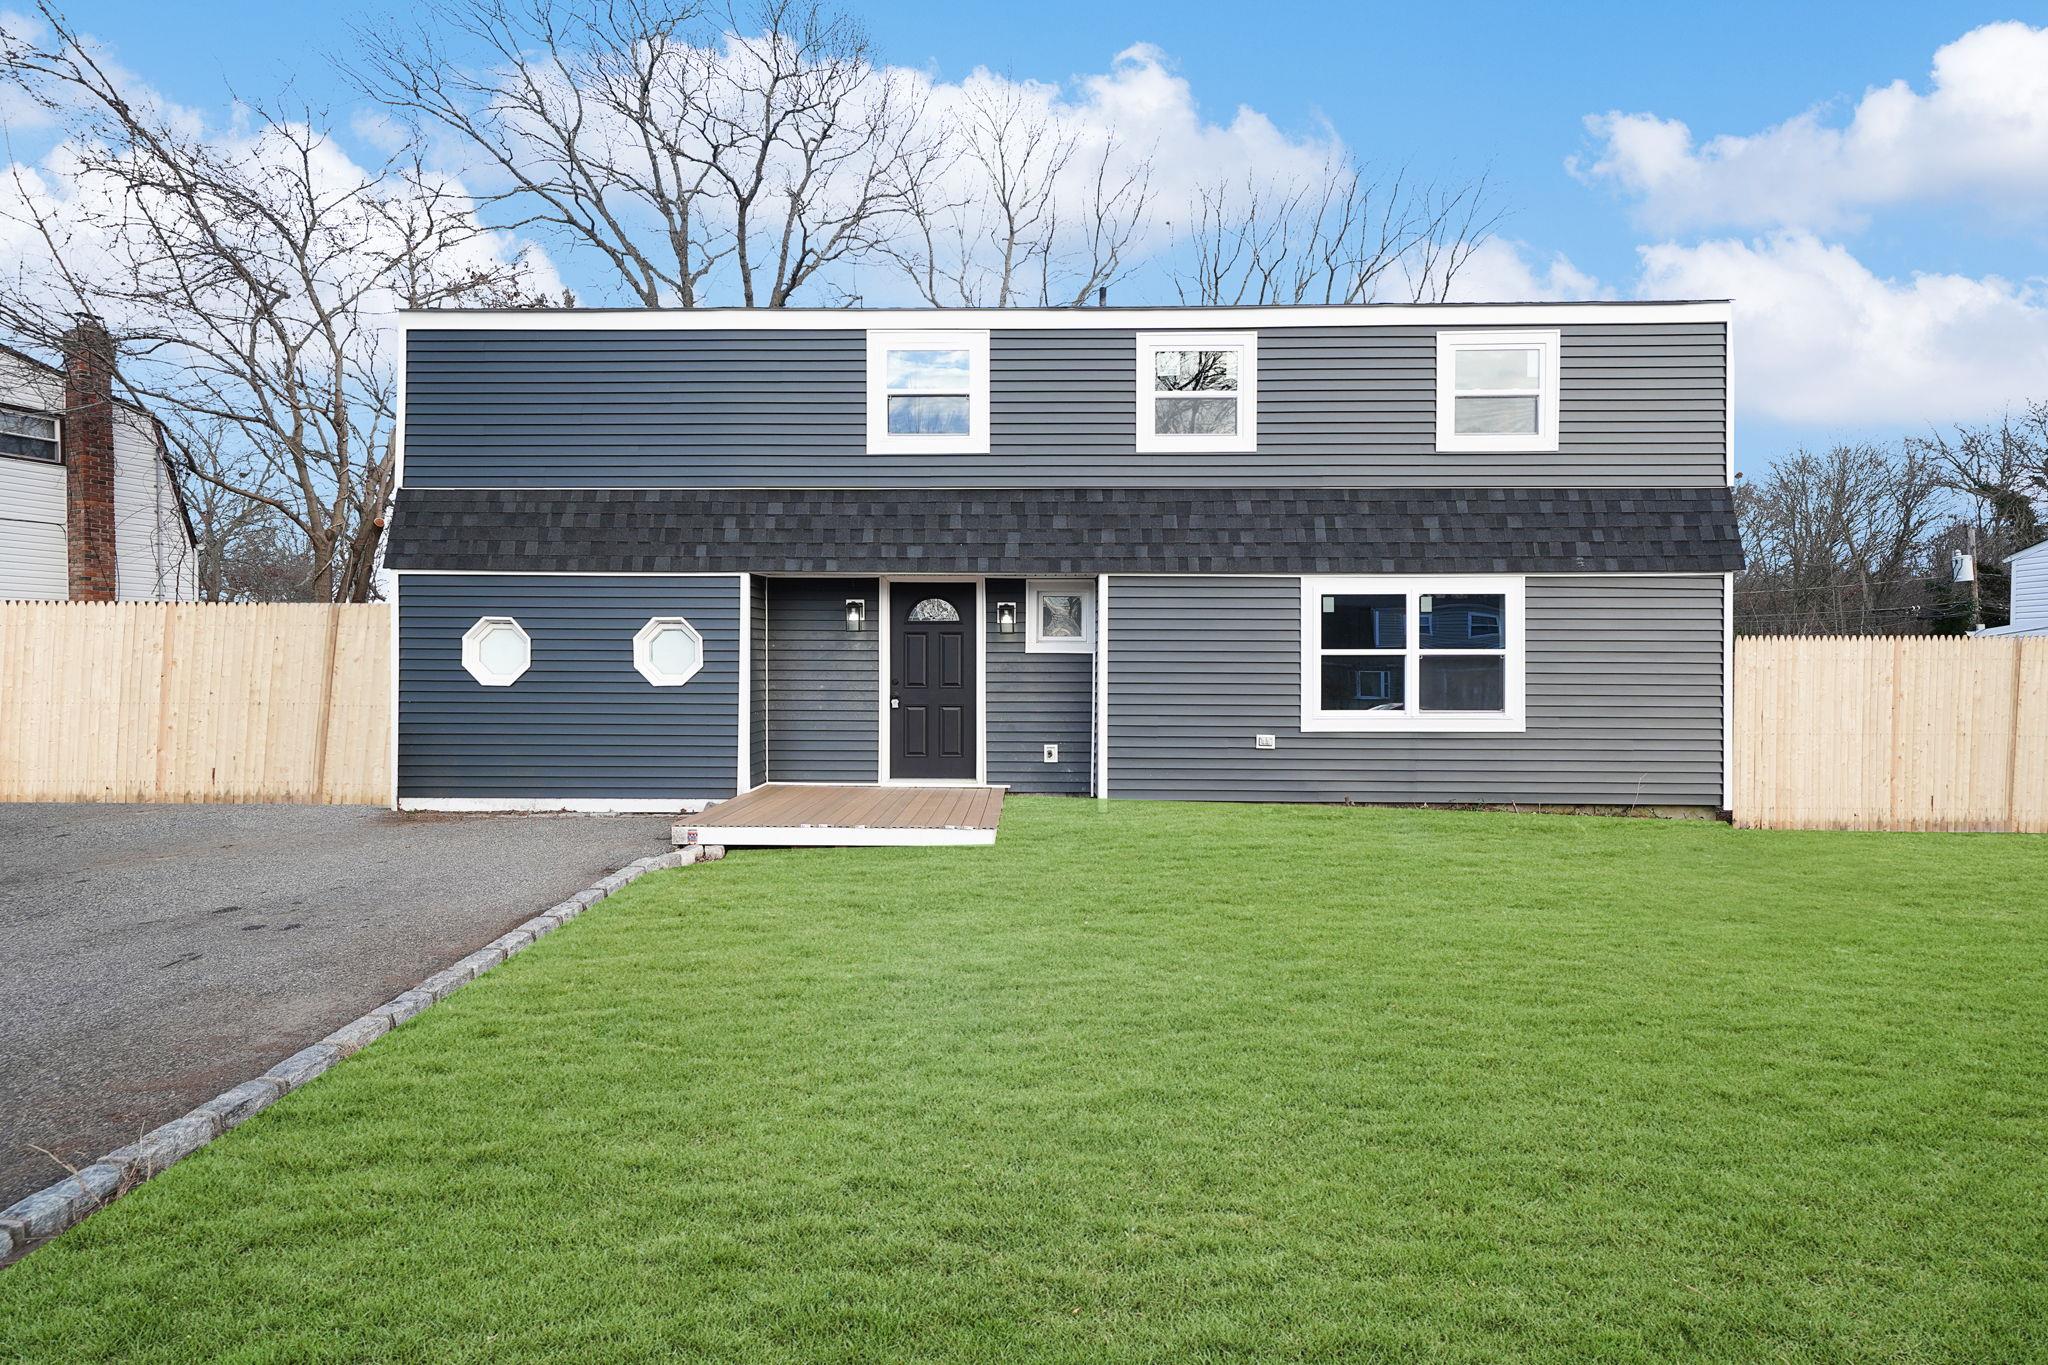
[400, 300, 1732, 332]
[2005, 538, 2048, 564]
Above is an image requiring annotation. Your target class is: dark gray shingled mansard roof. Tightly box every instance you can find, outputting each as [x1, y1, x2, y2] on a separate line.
[385, 487, 1742, 577]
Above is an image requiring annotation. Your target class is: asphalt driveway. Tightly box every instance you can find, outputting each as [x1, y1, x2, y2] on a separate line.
[0, 804, 671, 1209]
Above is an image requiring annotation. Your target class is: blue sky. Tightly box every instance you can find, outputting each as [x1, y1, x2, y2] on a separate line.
[15, 1, 2048, 473]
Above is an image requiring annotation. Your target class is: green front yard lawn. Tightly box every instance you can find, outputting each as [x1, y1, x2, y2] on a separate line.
[5, 800, 2045, 1361]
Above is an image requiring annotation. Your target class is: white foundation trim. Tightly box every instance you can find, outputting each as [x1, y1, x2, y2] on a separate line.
[675, 824, 997, 848]
[401, 798, 713, 814]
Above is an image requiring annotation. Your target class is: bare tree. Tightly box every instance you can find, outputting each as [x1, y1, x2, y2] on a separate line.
[883, 79, 1152, 307]
[1169, 160, 1500, 306]
[351, 0, 947, 308]
[1, 3, 543, 601]
[1735, 443, 1949, 635]
[1909, 402, 2048, 629]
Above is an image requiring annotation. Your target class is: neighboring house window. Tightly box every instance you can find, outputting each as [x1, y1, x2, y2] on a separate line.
[1027, 580, 1095, 653]
[866, 330, 990, 455]
[1435, 330, 1560, 453]
[633, 617, 704, 686]
[462, 617, 531, 687]
[0, 407, 60, 462]
[1300, 576, 1526, 733]
[1136, 332, 1257, 453]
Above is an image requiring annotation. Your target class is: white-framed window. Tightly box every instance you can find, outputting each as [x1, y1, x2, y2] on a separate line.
[633, 616, 704, 686]
[866, 329, 990, 455]
[1435, 330, 1560, 453]
[1026, 579, 1095, 654]
[0, 407, 61, 463]
[1136, 332, 1256, 453]
[461, 616, 531, 687]
[1300, 576, 1526, 733]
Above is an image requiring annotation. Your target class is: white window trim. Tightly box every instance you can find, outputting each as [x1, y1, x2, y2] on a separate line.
[1435, 329, 1560, 454]
[461, 616, 531, 687]
[1135, 331, 1257, 454]
[865, 329, 990, 456]
[1299, 575, 1526, 733]
[0, 405, 62, 464]
[1026, 579, 1095, 654]
[633, 615, 705, 686]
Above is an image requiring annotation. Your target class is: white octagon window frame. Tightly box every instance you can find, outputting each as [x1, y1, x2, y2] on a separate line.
[461, 616, 532, 687]
[1026, 579, 1095, 654]
[1299, 575, 1527, 734]
[866, 329, 991, 456]
[1435, 329, 1561, 454]
[1135, 331, 1258, 454]
[633, 616, 705, 687]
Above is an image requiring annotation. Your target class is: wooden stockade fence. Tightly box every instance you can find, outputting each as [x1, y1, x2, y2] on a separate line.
[0, 602, 391, 805]
[3, 607, 2044, 829]
[1736, 635, 2048, 833]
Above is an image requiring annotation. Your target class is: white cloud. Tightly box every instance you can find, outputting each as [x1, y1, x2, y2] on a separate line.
[1574, 20, 2048, 232]
[1442, 238, 1605, 303]
[1636, 232, 2048, 424]
[1, 9, 63, 134]
[1049, 43, 1342, 210]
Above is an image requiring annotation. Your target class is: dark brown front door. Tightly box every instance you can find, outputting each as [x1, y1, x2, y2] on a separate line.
[891, 582, 976, 780]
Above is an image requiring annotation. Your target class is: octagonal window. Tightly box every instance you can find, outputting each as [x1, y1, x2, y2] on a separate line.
[462, 617, 531, 687]
[634, 616, 704, 687]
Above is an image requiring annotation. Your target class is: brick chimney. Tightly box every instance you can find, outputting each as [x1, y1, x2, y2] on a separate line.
[62, 315, 119, 601]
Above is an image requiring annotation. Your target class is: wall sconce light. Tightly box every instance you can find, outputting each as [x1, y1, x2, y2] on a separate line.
[844, 598, 866, 632]
[996, 601, 1018, 634]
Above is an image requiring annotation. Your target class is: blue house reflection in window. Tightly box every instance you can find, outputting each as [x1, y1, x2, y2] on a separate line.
[1419, 595, 1505, 648]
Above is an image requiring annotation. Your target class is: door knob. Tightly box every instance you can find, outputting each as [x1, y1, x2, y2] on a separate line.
[890, 697, 900, 708]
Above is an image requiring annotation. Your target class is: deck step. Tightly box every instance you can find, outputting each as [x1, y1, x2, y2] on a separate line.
[673, 783, 1005, 848]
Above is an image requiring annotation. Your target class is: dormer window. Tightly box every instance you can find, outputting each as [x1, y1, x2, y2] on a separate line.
[1435, 330, 1560, 453]
[866, 330, 990, 455]
[1136, 332, 1257, 453]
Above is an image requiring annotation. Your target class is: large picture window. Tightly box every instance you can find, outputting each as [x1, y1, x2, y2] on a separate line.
[1136, 332, 1257, 453]
[867, 329, 990, 455]
[1300, 576, 1526, 733]
[1435, 330, 1560, 453]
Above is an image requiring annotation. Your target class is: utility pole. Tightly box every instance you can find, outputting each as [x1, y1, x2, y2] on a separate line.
[1967, 523, 1982, 632]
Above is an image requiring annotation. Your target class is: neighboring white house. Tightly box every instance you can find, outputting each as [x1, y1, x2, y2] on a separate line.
[0, 329, 197, 602]
[1976, 538, 2048, 637]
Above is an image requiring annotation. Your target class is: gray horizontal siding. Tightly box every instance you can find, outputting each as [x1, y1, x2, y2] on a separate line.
[1106, 574, 1724, 805]
[398, 574, 739, 800]
[403, 324, 1725, 488]
[763, 576, 878, 783]
[986, 578, 1092, 795]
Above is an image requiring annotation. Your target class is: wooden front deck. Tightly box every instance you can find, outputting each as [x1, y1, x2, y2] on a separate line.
[675, 783, 1005, 848]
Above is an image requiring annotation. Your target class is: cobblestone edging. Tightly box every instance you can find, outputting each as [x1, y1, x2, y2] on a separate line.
[0, 844, 722, 1264]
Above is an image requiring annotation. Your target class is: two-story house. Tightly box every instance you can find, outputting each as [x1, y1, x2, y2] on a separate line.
[382, 301, 1741, 820]
[1, 323, 197, 603]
